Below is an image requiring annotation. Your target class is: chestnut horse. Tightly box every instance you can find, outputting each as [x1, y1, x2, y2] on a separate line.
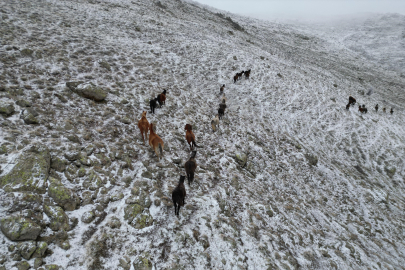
[157, 89, 167, 107]
[149, 123, 164, 160]
[185, 124, 197, 150]
[137, 111, 149, 144]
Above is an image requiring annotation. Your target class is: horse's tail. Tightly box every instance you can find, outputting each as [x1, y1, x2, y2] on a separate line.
[211, 121, 216, 132]
[159, 143, 163, 156]
[191, 138, 199, 148]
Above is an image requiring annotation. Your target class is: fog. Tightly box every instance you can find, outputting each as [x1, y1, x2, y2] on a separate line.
[192, 0, 405, 22]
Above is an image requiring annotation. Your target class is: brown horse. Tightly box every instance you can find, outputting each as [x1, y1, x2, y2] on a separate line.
[157, 89, 167, 107]
[349, 96, 356, 106]
[172, 175, 186, 216]
[149, 123, 164, 160]
[137, 111, 149, 144]
[185, 124, 197, 151]
[185, 151, 197, 185]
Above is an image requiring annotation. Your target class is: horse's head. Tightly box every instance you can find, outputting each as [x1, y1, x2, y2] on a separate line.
[185, 124, 192, 131]
[179, 175, 186, 183]
[142, 111, 147, 118]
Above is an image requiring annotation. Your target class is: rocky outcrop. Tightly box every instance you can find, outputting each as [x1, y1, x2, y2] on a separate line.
[48, 177, 80, 211]
[66, 81, 108, 101]
[0, 144, 50, 193]
[0, 215, 41, 241]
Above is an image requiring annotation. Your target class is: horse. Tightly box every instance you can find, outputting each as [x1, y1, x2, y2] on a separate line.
[346, 104, 350, 110]
[157, 89, 167, 107]
[390, 108, 393, 114]
[220, 84, 225, 94]
[221, 93, 227, 103]
[185, 124, 197, 151]
[172, 175, 186, 217]
[218, 108, 224, 119]
[358, 105, 367, 113]
[383, 107, 386, 113]
[219, 102, 227, 112]
[348, 96, 356, 106]
[211, 114, 219, 132]
[233, 75, 238, 83]
[137, 111, 149, 145]
[185, 151, 197, 185]
[150, 97, 159, 114]
[245, 69, 251, 79]
[148, 123, 164, 160]
[375, 104, 378, 112]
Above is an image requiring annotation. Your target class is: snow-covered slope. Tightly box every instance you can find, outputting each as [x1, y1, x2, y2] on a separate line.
[293, 13, 405, 74]
[0, 0, 404, 269]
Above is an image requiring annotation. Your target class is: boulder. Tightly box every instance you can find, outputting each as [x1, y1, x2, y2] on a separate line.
[14, 261, 30, 270]
[81, 211, 95, 224]
[23, 113, 39, 125]
[0, 144, 50, 193]
[50, 156, 67, 172]
[32, 241, 48, 258]
[0, 215, 41, 241]
[0, 101, 15, 116]
[43, 205, 70, 231]
[66, 81, 108, 101]
[16, 99, 31, 107]
[17, 240, 37, 260]
[48, 177, 80, 211]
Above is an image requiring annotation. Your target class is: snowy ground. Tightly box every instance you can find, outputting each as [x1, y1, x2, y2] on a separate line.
[0, 0, 405, 269]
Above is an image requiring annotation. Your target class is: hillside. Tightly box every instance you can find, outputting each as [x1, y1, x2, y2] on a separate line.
[0, 0, 405, 270]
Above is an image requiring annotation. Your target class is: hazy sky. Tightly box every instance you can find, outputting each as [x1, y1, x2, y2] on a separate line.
[192, 0, 405, 21]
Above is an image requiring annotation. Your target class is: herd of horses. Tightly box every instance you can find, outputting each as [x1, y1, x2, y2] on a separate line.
[137, 71, 251, 216]
[346, 95, 394, 114]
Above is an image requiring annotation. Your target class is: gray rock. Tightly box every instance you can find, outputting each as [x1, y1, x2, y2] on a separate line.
[14, 261, 30, 270]
[82, 170, 104, 190]
[0, 144, 50, 193]
[133, 255, 153, 270]
[66, 81, 108, 101]
[50, 156, 67, 172]
[43, 205, 70, 231]
[23, 113, 39, 125]
[54, 93, 68, 103]
[44, 265, 60, 270]
[0, 215, 41, 241]
[16, 99, 31, 107]
[81, 191, 93, 206]
[48, 177, 80, 211]
[17, 240, 37, 260]
[81, 211, 95, 224]
[0, 102, 15, 116]
[34, 258, 43, 268]
[304, 153, 318, 166]
[31, 241, 48, 258]
[67, 135, 81, 144]
[64, 150, 80, 161]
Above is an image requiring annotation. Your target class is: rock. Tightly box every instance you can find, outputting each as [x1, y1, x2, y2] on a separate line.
[82, 170, 104, 190]
[108, 217, 121, 229]
[124, 204, 144, 223]
[110, 192, 124, 202]
[23, 113, 39, 125]
[32, 241, 48, 258]
[130, 212, 153, 229]
[43, 205, 70, 231]
[54, 93, 67, 103]
[50, 156, 67, 172]
[64, 150, 80, 161]
[21, 48, 34, 57]
[133, 255, 153, 270]
[17, 240, 37, 260]
[16, 99, 31, 107]
[79, 153, 92, 166]
[0, 215, 41, 241]
[66, 81, 108, 101]
[44, 265, 60, 270]
[304, 153, 318, 166]
[99, 61, 111, 71]
[14, 261, 30, 270]
[119, 257, 131, 270]
[172, 158, 182, 164]
[0, 145, 51, 194]
[34, 258, 43, 268]
[48, 177, 80, 211]
[141, 171, 153, 179]
[67, 135, 81, 144]
[59, 240, 70, 250]
[0, 101, 15, 116]
[120, 117, 131, 124]
[81, 191, 93, 206]
[384, 166, 396, 178]
[81, 211, 95, 224]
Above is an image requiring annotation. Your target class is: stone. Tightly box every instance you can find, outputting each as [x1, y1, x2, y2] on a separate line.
[131, 212, 153, 229]
[23, 113, 39, 125]
[384, 166, 396, 178]
[133, 255, 153, 270]
[16, 99, 31, 107]
[43, 205, 70, 231]
[67, 135, 81, 144]
[34, 258, 43, 268]
[44, 265, 60, 270]
[304, 153, 318, 166]
[66, 81, 108, 101]
[48, 177, 80, 211]
[17, 240, 37, 260]
[0, 101, 15, 116]
[81, 191, 93, 206]
[59, 240, 70, 250]
[64, 150, 80, 161]
[82, 170, 104, 190]
[32, 241, 48, 258]
[14, 261, 30, 270]
[81, 211, 95, 224]
[124, 204, 144, 223]
[0, 215, 41, 241]
[108, 217, 121, 229]
[79, 154, 92, 166]
[50, 156, 67, 172]
[0, 144, 50, 193]
[110, 192, 124, 202]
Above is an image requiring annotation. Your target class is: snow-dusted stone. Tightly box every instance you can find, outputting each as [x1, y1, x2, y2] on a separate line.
[0, 215, 41, 241]
[108, 217, 121, 229]
[0, 144, 50, 193]
[81, 191, 93, 206]
[44, 264, 61, 270]
[48, 177, 80, 211]
[14, 261, 30, 270]
[64, 150, 80, 161]
[133, 255, 153, 270]
[66, 81, 108, 101]
[82, 170, 105, 190]
[31, 241, 48, 258]
[23, 113, 39, 124]
[43, 205, 70, 231]
[81, 211, 95, 224]
[304, 153, 318, 166]
[16, 99, 31, 107]
[50, 156, 67, 172]
[0, 100, 15, 116]
[17, 240, 37, 260]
